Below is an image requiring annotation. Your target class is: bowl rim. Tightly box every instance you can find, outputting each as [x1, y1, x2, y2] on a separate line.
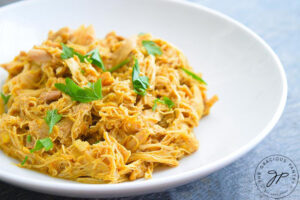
[0, 0, 287, 197]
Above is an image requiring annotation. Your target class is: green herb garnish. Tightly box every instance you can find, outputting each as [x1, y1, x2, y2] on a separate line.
[21, 156, 28, 166]
[181, 68, 207, 85]
[60, 43, 106, 71]
[1, 92, 11, 105]
[108, 59, 130, 72]
[152, 97, 175, 111]
[26, 135, 32, 143]
[30, 138, 53, 153]
[61, 43, 87, 61]
[142, 40, 162, 56]
[132, 59, 149, 96]
[74, 52, 88, 63]
[44, 109, 62, 134]
[61, 43, 75, 59]
[85, 49, 105, 71]
[55, 78, 102, 103]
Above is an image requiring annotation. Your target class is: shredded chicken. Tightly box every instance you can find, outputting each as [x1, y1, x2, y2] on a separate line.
[65, 57, 88, 85]
[40, 90, 62, 104]
[0, 25, 217, 183]
[111, 36, 137, 68]
[28, 49, 52, 64]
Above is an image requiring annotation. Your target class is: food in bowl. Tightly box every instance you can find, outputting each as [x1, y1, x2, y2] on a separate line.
[0, 25, 217, 183]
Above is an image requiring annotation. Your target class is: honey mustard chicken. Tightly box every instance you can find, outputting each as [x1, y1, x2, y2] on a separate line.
[0, 26, 217, 183]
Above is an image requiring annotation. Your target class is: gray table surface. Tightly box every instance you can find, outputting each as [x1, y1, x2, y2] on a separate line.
[0, 0, 299, 199]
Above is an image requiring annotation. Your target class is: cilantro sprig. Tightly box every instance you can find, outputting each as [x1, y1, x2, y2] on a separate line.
[85, 49, 105, 71]
[152, 97, 175, 111]
[60, 43, 105, 71]
[142, 40, 162, 56]
[30, 138, 53, 153]
[60, 43, 74, 59]
[181, 68, 207, 85]
[21, 156, 28, 166]
[108, 59, 130, 72]
[55, 78, 102, 103]
[26, 135, 32, 143]
[22, 137, 54, 165]
[132, 59, 149, 96]
[44, 109, 62, 134]
[1, 92, 11, 105]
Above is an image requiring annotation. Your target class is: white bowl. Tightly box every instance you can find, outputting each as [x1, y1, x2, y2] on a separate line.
[0, 0, 287, 198]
